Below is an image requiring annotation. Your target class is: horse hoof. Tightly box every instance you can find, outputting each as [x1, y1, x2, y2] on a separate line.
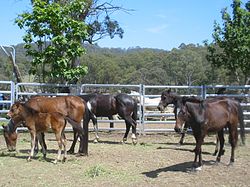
[132, 139, 137, 145]
[212, 152, 217, 156]
[52, 160, 58, 164]
[75, 152, 88, 157]
[93, 139, 99, 143]
[228, 162, 234, 167]
[221, 149, 225, 156]
[194, 166, 202, 171]
[62, 157, 67, 163]
[27, 157, 32, 162]
[67, 150, 74, 154]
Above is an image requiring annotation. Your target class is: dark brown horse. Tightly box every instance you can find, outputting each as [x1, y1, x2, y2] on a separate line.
[176, 97, 245, 170]
[4, 96, 89, 156]
[80, 93, 138, 144]
[157, 89, 223, 156]
[7, 102, 83, 163]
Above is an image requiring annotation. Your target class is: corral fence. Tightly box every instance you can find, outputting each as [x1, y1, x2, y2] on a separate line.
[0, 82, 249, 133]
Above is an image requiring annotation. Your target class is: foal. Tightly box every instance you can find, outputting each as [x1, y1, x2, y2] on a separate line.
[8, 102, 79, 163]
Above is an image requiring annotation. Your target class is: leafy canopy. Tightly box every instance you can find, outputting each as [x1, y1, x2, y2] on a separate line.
[15, 0, 88, 83]
[206, 0, 250, 84]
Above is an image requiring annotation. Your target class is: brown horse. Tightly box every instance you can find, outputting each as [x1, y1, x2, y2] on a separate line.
[4, 115, 47, 154]
[7, 102, 82, 163]
[157, 89, 222, 155]
[176, 97, 245, 170]
[4, 96, 89, 155]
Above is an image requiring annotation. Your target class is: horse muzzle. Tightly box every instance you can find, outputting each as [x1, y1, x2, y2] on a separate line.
[157, 105, 164, 112]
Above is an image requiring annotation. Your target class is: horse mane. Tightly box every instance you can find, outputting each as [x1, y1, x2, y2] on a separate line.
[181, 96, 202, 104]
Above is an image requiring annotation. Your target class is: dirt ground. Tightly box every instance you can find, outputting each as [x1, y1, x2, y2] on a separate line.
[0, 130, 249, 187]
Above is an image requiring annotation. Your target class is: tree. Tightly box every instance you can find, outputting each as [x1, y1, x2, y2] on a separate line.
[16, 0, 89, 83]
[16, 0, 126, 84]
[205, 0, 250, 84]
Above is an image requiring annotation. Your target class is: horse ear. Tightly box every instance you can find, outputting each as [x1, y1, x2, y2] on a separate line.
[167, 89, 171, 93]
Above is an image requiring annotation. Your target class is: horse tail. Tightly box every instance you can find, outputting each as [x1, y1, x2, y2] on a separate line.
[64, 116, 85, 136]
[237, 102, 245, 145]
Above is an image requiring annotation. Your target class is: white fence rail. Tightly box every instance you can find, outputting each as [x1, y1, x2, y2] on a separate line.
[0, 82, 249, 133]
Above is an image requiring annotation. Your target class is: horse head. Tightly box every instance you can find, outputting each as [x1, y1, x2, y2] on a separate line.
[3, 117, 21, 152]
[157, 89, 179, 111]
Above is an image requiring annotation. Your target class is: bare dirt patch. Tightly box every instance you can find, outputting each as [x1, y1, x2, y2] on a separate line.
[0, 130, 249, 187]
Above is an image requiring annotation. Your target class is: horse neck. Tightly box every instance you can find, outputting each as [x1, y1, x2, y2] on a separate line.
[173, 95, 182, 108]
[186, 102, 206, 124]
[18, 105, 38, 120]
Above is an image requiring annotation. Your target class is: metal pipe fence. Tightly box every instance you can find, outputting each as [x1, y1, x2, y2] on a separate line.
[0, 82, 249, 133]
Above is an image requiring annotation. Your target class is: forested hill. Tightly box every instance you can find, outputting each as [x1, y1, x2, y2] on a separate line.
[0, 43, 243, 85]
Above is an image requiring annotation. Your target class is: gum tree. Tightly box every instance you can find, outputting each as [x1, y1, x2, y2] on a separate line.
[206, 0, 250, 84]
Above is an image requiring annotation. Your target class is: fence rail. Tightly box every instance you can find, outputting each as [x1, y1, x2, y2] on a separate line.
[0, 82, 249, 133]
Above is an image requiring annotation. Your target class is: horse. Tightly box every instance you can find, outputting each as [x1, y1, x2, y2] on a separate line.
[157, 89, 223, 156]
[79, 93, 138, 144]
[176, 97, 245, 170]
[3, 114, 47, 154]
[80, 93, 115, 142]
[3, 96, 89, 156]
[7, 102, 83, 163]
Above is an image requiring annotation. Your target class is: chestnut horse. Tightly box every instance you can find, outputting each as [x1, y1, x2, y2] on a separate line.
[176, 97, 245, 170]
[7, 102, 83, 163]
[4, 96, 89, 155]
[4, 115, 47, 153]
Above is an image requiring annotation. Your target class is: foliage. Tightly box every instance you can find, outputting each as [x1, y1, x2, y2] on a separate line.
[15, 0, 89, 83]
[205, 0, 250, 84]
[1, 43, 246, 85]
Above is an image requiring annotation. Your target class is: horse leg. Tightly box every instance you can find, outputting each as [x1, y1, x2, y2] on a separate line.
[67, 129, 78, 154]
[131, 120, 137, 145]
[28, 130, 36, 162]
[54, 131, 63, 164]
[228, 125, 238, 165]
[109, 116, 114, 129]
[91, 114, 99, 143]
[193, 133, 203, 170]
[124, 117, 137, 144]
[216, 130, 225, 163]
[213, 134, 219, 156]
[179, 123, 188, 145]
[122, 121, 131, 143]
[37, 133, 47, 159]
[62, 132, 67, 162]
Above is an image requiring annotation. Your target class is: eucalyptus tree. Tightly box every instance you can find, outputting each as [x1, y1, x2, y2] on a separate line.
[206, 0, 250, 84]
[16, 0, 126, 83]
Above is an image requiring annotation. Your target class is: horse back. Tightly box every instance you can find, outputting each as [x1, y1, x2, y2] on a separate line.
[26, 96, 85, 123]
[89, 94, 117, 116]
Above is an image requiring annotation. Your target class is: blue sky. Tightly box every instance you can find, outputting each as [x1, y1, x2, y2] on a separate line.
[0, 0, 247, 50]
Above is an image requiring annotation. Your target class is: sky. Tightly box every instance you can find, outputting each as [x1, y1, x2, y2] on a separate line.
[0, 0, 247, 50]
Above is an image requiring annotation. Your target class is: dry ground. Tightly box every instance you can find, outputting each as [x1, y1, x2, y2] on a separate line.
[0, 130, 249, 187]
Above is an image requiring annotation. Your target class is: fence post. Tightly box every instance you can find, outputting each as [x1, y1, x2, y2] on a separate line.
[202, 85, 206, 99]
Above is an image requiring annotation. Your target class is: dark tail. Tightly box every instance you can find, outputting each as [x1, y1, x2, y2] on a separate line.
[64, 117, 85, 136]
[237, 103, 245, 145]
